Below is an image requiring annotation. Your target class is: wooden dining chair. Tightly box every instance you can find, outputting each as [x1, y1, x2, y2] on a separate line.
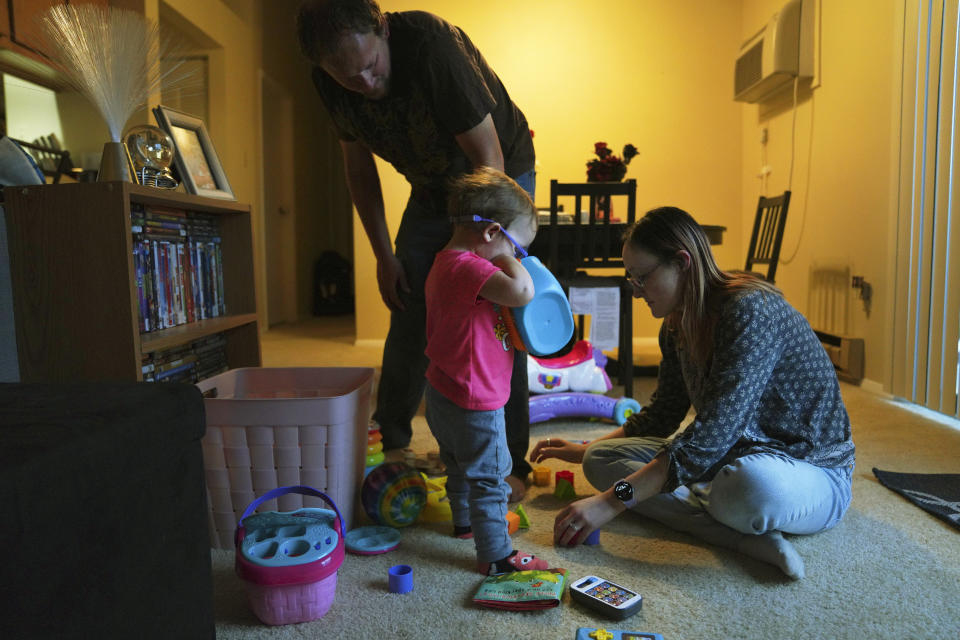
[744, 190, 791, 283]
[543, 179, 638, 398]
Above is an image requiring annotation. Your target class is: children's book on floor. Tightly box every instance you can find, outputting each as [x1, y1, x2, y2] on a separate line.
[472, 568, 567, 611]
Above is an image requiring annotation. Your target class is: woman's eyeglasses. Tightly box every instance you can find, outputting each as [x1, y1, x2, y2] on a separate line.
[468, 215, 528, 259]
[625, 262, 662, 290]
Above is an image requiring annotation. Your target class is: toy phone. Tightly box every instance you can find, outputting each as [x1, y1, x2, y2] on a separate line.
[575, 629, 664, 640]
[570, 575, 643, 620]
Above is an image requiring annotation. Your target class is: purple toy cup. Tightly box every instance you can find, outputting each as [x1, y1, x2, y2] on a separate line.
[388, 564, 413, 594]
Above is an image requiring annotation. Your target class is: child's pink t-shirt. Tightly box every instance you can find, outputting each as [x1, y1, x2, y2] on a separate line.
[425, 250, 516, 411]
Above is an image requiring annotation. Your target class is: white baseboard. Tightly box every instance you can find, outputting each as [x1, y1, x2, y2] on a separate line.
[856, 378, 960, 430]
[858, 378, 889, 397]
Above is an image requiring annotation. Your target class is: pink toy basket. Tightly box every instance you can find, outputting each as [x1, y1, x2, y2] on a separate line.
[235, 486, 345, 626]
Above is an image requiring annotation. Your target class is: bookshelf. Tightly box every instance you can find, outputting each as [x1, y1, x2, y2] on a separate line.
[4, 181, 261, 382]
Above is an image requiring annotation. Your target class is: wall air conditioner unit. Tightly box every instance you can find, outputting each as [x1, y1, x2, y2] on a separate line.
[734, 0, 813, 103]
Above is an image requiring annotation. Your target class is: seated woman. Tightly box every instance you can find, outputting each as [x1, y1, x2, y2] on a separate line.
[530, 206, 854, 579]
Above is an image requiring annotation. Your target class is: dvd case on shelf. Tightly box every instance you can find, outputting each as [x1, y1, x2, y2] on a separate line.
[132, 204, 226, 333]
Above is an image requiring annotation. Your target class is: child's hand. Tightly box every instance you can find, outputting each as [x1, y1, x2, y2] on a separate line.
[480, 254, 534, 307]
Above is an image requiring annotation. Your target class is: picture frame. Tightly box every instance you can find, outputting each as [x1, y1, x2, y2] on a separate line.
[152, 105, 235, 200]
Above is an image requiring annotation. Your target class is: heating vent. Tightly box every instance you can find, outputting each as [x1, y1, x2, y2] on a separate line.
[815, 330, 864, 384]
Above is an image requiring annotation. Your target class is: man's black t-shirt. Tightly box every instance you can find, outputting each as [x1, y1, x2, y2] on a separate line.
[312, 11, 535, 211]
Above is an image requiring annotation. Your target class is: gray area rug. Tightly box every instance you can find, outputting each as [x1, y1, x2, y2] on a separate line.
[872, 468, 960, 531]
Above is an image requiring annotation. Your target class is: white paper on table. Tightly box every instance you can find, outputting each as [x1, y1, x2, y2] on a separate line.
[568, 286, 620, 351]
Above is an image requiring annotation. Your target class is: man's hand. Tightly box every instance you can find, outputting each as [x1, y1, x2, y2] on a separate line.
[340, 140, 404, 311]
[377, 252, 409, 312]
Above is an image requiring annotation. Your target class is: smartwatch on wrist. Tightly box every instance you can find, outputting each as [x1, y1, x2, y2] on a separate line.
[613, 480, 637, 509]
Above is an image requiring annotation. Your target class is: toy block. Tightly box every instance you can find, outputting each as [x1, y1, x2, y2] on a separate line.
[555, 470, 574, 488]
[533, 465, 551, 486]
[505, 510, 521, 534]
[514, 503, 530, 529]
[554, 478, 576, 500]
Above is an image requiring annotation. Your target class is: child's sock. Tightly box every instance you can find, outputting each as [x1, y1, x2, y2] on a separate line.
[453, 524, 473, 539]
[478, 549, 549, 575]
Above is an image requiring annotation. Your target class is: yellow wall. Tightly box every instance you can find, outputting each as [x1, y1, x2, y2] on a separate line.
[354, 1, 744, 345]
[738, 0, 901, 389]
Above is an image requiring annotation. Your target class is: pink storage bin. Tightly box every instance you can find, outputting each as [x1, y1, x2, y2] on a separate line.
[197, 367, 374, 549]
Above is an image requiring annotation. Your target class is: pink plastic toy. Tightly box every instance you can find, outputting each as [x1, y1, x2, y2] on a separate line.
[235, 486, 345, 626]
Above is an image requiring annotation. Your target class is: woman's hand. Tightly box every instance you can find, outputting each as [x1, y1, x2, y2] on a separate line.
[553, 492, 625, 547]
[529, 438, 588, 464]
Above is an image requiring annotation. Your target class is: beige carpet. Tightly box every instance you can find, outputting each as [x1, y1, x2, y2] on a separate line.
[212, 320, 960, 639]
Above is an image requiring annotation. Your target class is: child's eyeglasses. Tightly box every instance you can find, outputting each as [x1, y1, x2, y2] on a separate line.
[469, 215, 528, 259]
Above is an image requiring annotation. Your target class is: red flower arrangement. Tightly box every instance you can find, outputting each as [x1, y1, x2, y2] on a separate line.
[586, 141, 638, 182]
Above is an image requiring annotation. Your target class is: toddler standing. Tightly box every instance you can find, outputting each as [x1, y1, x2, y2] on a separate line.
[424, 167, 550, 575]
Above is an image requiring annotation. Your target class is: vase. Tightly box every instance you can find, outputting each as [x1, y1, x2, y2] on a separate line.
[587, 178, 620, 222]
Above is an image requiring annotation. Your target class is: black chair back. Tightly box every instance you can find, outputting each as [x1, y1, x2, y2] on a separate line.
[546, 179, 637, 278]
[744, 190, 791, 283]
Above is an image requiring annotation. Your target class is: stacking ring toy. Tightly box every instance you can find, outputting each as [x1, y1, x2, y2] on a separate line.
[360, 462, 427, 527]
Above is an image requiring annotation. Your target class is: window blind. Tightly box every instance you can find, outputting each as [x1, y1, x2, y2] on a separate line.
[894, 0, 960, 418]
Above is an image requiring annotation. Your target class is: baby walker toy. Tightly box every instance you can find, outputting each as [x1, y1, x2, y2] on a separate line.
[504, 256, 641, 425]
[235, 485, 345, 626]
[527, 340, 641, 426]
[528, 339, 611, 394]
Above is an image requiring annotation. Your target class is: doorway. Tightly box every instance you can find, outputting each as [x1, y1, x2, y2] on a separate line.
[260, 72, 298, 327]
